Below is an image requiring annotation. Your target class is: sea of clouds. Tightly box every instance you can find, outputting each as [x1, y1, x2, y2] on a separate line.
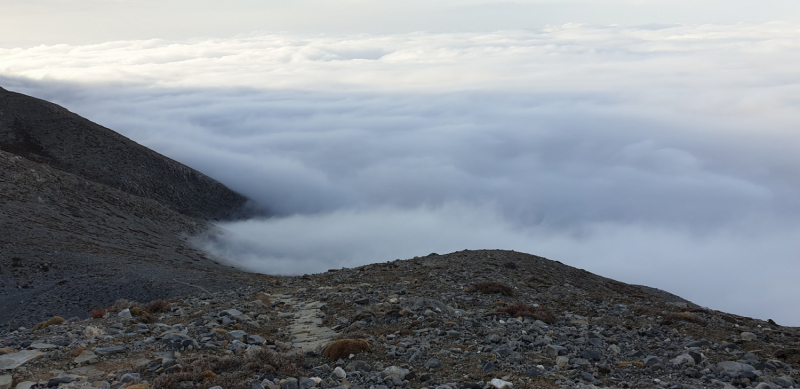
[2, 23, 800, 323]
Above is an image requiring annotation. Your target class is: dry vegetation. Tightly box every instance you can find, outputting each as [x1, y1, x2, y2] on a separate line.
[322, 339, 372, 360]
[148, 347, 304, 389]
[32, 316, 65, 331]
[472, 281, 514, 296]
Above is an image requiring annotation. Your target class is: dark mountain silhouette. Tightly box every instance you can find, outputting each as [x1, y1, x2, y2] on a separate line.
[0, 87, 265, 329]
[0, 86, 257, 221]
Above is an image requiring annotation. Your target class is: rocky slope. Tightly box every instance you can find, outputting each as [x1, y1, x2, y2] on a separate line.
[0, 87, 264, 330]
[1, 250, 798, 389]
[0, 149, 255, 330]
[0, 87, 256, 221]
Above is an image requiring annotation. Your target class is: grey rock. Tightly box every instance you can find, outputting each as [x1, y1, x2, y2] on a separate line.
[546, 345, 567, 357]
[0, 350, 44, 370]
[424, 358, 443, 369]
[0, 375, 11, 389]
[248, 335, 266, 345]
[582, 349, 601, 361]
[46, 376, 74, 387]
[332, 366, 346, 379]
[228, 330, 248, 341]
[162, 333, 197, 350]
[120, 373, 140, 384]
[299, 377, 316, 389]
[95, 345, 126, 356]
[741, 332, 758, 341]
[73, 350, 98, 365]
[118, 309, 133, 319]
[670, 354, 695, 366]
[716, 361, 756, 378]
[280, 378, 299, 389]
[643, 356, 662, 367]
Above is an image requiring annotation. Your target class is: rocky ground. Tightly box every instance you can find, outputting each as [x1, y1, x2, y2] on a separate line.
[0, 149, 253, 330]
[1, 250, 798, 389]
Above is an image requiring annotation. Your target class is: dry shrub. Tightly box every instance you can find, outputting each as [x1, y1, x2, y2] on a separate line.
[489, 301, 557, 324]
[108, 299, 136, 312]
[90, 308, 106, 319]
[254, 292, 271, 306]
[776, 349, 800, 364]
[616, 361, 645, 369]
[145, 299, 171, 313]
[473, 281, 514, 296]
[322, 339, 371, 360]
[32, 316, 65, 331]
[150, 349, 303, 389]
[130, 306, 156, 323]
[126, 385, 150, 389]
[663, 312, 707, 326]
[200, 370, 217, 380]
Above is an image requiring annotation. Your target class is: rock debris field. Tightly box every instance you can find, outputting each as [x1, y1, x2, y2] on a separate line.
[1, 250, 799, 389]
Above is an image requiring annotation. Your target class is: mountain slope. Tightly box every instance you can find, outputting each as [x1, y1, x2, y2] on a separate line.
[0, 149, 260, 329]
[0, 87, 255, 221]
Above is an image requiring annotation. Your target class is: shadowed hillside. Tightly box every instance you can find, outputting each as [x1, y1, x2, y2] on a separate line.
[0, 87, 257, 221]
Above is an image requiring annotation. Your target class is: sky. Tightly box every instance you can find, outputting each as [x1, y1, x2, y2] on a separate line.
[2, 1, 800, 324]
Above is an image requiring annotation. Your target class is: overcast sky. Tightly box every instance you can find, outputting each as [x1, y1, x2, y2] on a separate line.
[2, 2, 800, 325]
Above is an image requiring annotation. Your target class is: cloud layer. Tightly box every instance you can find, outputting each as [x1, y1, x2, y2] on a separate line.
[2, 24, 800, 324]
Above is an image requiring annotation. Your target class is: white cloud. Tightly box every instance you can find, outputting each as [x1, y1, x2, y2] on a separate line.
[2, 24, 800, 324]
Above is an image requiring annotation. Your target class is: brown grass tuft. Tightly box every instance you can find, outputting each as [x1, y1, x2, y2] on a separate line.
[473, 281, 514, 296]
[489, 301, 557, 324]
[90, 308, 106, 319]
[144, 299, 171, 314]
[32, 316, 65, 331]
[200, 370, 217, 380]
[616, 361, 645, 369]
[322, 339, 371, 360]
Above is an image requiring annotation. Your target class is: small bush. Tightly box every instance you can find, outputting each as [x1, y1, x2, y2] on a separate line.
[145, 299, 171, 313]
[108, 299, 136, 312]
[32, 316, 65, 331]
[617, 361, 645, 369]
[322, 339, 371, 360]
[473, 281, 514, 296]
[149, 349, 304, 389]
[489, 301, 557, 324]
[90, 308, 106, 319]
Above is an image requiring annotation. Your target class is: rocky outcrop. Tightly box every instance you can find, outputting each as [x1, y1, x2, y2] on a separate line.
[0, 87, 257, 221]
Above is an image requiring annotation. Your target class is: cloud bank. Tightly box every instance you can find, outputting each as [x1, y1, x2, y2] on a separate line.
[2, 24, 800, 324]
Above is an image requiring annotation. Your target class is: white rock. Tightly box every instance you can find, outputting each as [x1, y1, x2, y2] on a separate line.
[83, 326, 105, 339]
[28, 343, 57, 350]
[381, 366, 407, 381]
[741, 332, 758, 341]
[73, 351, 98, 365]
[117, 309, 132, 319]
[332, 366, 347, 379]
[555, 355, 570, 368]
[490, 378, 513, 389]
[0, 350, 44, 370]
[0, 374, 12, 389]
[14, 381, 37, 389]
